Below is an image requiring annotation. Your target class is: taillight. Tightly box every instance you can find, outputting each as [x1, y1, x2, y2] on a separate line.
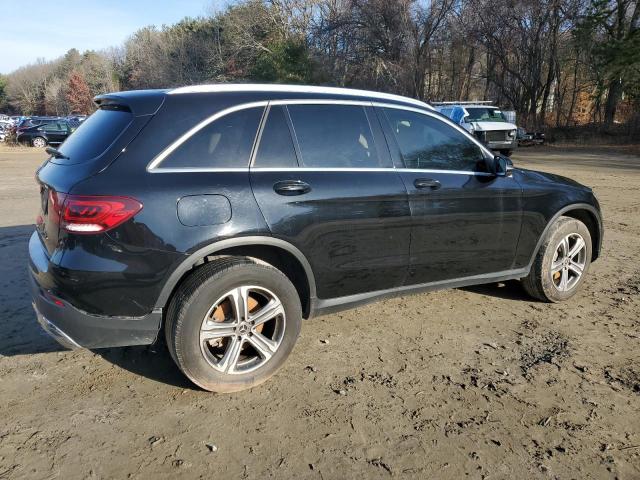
[49, 193, 142, 234]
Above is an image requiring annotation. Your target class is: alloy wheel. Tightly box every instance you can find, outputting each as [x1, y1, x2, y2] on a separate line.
[199, 286, 286, 374]
[550, 233, 587, 292]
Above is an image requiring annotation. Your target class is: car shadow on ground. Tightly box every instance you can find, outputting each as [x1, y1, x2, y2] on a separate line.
[96, 342, 197, 390]
[461, 280, 533, 301]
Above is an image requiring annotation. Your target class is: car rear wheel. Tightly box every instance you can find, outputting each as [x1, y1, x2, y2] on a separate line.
[165, 257, 302, 392]
[32, 136, 47, 148]
[522, 216, 592, 302]
[500, 149, 513, 157]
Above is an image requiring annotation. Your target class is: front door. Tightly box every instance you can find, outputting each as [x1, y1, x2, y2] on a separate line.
[377, 107, 522, 285]
[250, 103, 412, 300]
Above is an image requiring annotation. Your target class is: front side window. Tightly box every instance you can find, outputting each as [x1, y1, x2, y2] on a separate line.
[287, 104, 388, 168]
[383, 108, 485, 172]
[161, 107, 264, 169]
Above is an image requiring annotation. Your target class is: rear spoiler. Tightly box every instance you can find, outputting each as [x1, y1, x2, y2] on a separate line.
[94, 89, 167, 117]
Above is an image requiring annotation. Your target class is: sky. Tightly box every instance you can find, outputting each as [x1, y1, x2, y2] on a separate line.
[0, 0, 222, 74]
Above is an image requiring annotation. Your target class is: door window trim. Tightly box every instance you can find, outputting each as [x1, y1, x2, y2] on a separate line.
[146, 100, 269, 171]
[249, 104, 301, 168]
[147, 99, 494, 174]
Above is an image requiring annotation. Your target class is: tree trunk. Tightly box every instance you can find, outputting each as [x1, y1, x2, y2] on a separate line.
[604, 78, 622, 125]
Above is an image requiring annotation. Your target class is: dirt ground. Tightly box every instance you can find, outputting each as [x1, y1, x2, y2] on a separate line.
[0, 144, 638, 480]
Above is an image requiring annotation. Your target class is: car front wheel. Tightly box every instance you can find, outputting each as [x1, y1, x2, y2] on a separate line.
[165, 257, 302, 392]
[522, 216, 592, 302]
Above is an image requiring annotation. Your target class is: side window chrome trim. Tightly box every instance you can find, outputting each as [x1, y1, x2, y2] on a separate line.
[147, 100, 269, 172]
[147, 167, 249, 174]
[252, 167, 491, 176]
[248, 104, 271, 168]
[149, 166, 492, 176]
[148, 98, 491, 173]
[398, 168, 492, 176]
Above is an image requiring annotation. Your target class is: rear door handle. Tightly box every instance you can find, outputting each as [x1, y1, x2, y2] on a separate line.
[273, 180, 311, 196]
[414, 178, 441, 190]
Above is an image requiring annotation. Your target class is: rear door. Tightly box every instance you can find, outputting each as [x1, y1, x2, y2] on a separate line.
[377, 106, 522, 285]
[250, 102, 411, 300]
[40, 123, 59, 143]
[49, 123, 68, 143]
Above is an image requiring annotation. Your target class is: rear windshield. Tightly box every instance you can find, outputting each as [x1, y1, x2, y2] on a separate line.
[57, 108, 133, 162]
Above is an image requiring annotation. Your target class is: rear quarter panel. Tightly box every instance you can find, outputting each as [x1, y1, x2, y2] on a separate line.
[61, 93, 271, 316]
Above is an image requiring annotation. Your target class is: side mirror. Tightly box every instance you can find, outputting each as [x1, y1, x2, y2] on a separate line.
[494, 155, 514, 177]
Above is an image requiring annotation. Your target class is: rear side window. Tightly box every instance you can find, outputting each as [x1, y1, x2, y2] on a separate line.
[383, 108, 485, 172]
[58, 108, 133, 162]
[287, 104, 387, 168]
[161, 107, 264, 169]
[253, 106, 298, 168]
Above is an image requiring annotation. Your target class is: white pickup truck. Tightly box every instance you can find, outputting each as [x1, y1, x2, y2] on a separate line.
[434, 102, 518, 156]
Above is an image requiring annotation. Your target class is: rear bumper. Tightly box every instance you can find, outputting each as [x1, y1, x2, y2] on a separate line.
[29, 231, 161, 349]
[33, 302, 81, 349]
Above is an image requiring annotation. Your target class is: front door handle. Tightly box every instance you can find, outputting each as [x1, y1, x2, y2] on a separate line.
[414, 178, 441, 190]
[273, 180, 311, 196]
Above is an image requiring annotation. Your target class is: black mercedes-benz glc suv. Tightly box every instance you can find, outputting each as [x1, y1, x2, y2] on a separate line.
[29, 84, 603, 392]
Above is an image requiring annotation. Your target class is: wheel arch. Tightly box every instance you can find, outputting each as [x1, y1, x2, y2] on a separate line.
[528, 203, 603, 268]
[156, 236, 317, 319]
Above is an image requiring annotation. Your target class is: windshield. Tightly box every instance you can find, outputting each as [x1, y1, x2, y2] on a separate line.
[464, 108, 506, 122]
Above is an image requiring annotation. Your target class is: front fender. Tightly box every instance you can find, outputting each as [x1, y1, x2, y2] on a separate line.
[517, 202, 602, 270]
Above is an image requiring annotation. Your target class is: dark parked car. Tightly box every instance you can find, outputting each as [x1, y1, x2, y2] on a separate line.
[18, 120, 73, 147]
[16, 116, 61, 131]
[30, 85, 603, 392]
[517, 127, 546, 146]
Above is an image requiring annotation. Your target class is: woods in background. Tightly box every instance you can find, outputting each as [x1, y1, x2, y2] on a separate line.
[0, 0, 638, 130]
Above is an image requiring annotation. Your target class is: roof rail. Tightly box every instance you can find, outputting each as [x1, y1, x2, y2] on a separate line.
[168, 83, 433, 110]
[431, 101, 495, 105]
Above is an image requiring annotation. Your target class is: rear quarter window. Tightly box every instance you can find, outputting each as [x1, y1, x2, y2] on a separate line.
[58, 108, 133, 162]
[159, 107, 264, 169]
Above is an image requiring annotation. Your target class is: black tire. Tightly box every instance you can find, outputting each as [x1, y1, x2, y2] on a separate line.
[165, 256, 302, 392]
[522, 216, 592, 302]
[500, 149, 513, 157]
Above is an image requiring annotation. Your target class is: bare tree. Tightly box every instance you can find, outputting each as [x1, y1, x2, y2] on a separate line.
[2, 0, 637, 130]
